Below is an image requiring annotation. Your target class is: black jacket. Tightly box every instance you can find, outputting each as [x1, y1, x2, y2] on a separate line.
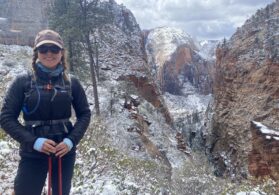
[0, 71, 91, 158]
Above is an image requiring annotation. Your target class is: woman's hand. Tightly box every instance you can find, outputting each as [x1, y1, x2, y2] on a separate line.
[41, 139, 57, 155]
[55, 142, 70, 157]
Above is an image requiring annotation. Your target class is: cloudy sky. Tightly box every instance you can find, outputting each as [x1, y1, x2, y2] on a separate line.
[114, 0, 275, 40]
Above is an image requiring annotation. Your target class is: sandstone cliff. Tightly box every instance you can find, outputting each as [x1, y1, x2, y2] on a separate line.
[145, 26, 214, 95]
[249, 121, 279, 181]
[144, 27, 217, 152]
[0, 0, 52, 46]
[211, 1, 279, 179]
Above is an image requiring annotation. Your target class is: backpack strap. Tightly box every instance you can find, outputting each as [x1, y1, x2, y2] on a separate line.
[64, 73, 73, 99]
[22, 72, 41, 115]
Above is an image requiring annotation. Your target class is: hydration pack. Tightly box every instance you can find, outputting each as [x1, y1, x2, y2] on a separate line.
[22, 72, 73, 121]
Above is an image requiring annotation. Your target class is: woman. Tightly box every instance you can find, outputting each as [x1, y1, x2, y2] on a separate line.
[0, 29, 91, 195]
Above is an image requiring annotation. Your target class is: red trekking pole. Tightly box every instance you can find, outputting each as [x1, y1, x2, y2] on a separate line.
[48, 156, 63, 195]
[58, 157, 62, 195]
[48, 156, 52, 195]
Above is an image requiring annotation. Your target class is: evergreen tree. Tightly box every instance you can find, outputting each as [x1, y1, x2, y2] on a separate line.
[49, 0, 114, 116]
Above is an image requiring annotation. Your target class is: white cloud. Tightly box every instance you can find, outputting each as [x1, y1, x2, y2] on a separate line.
[114, 0, 275, 40]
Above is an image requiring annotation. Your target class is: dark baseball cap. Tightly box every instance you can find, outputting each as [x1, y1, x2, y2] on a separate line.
[34, 29, 64, 49]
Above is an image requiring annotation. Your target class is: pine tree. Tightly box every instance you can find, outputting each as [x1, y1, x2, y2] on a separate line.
[49, 0, 114, 116]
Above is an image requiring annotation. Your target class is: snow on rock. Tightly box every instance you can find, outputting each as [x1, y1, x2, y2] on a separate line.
[198, 39, 219, 60]
[252, 121, 279, 136]
[146, 26, 198, 68]
[236, 191, 265, 195]
[164, 92, 211, 115]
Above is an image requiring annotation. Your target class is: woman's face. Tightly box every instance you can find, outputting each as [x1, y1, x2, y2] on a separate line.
[37, 44, 63, 69]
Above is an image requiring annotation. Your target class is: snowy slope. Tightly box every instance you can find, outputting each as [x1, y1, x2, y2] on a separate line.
[198, 39, 219, 60]
[145, 26, 199, 68]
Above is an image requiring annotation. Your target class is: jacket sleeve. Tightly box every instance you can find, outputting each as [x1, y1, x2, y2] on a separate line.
[67, 77, 91, 146]
[0, 74, 37, 146]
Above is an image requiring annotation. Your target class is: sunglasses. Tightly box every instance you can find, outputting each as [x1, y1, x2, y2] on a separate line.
[37, 45, 62, 54]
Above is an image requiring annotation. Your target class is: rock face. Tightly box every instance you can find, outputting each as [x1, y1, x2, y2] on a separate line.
[211, 1, 279, 178]
[249, 121, 279, 180]
[144, 27, 216, 152]
[145, 27, 214, 95]
[0, 0, 52, 46]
